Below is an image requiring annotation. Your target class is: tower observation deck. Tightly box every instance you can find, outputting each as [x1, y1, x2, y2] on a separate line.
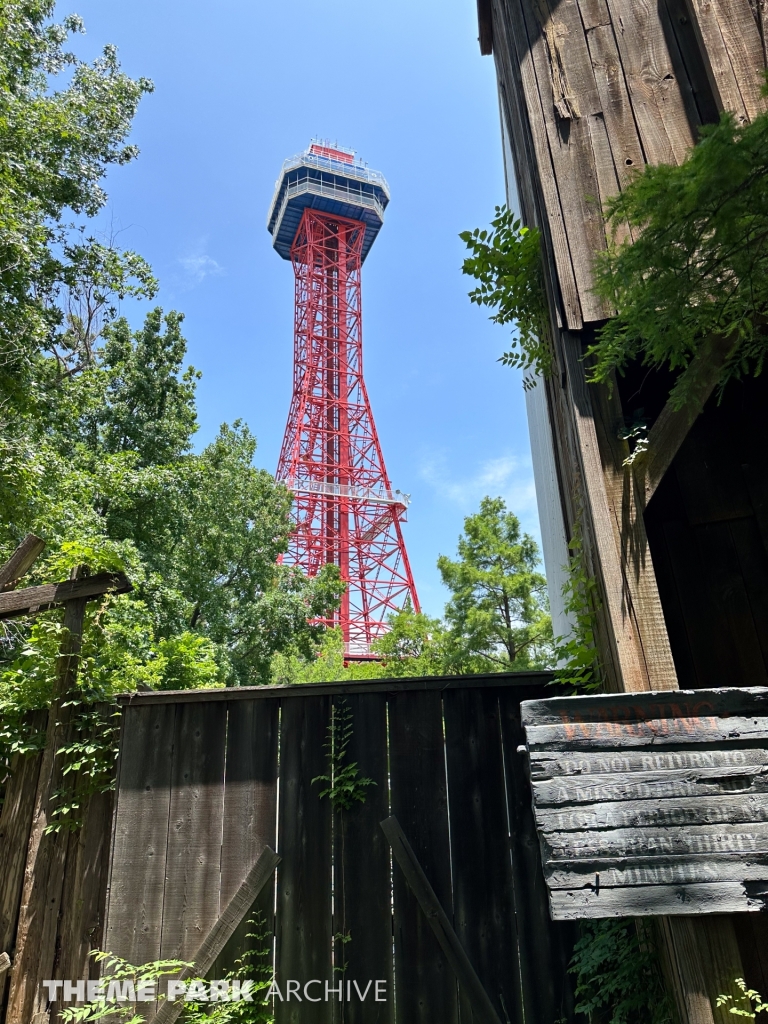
[268, 141, 420, 657]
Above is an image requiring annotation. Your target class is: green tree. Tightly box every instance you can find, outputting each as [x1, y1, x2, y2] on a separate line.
[369, 604, 449, 677]
[0, 309, 344, 697]
[437, 496, 552, 671]
[0, 0, 156, 409]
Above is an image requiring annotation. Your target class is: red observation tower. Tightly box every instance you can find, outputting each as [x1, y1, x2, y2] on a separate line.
[267, 141, 419, 658]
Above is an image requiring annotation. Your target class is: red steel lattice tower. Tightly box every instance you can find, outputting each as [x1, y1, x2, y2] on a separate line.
[267, 142, 419, 657]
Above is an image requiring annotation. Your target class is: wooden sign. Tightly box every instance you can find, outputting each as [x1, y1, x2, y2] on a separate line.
[520, 687, 768, 919]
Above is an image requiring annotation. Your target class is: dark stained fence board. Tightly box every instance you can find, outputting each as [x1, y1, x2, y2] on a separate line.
[521, 687, 768, 918]
[117, 671, 554, 704]
[389, 690, 458, 1024]
[332, 694, 393, 1024]
[159, 702, 227, 964]
[105, 703, 177, 965]
[214, 698, 279, 979]
[275, 695, 333, 1024]
[499, 691, 578, 1024]
[444, 689, 521, 1024]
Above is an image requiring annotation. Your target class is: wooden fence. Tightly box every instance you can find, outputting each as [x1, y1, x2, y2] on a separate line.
[104, 673, 577, 1024]
[0, 710, 114, 1024]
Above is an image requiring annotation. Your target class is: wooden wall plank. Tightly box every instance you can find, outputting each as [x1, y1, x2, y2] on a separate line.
[578, 0, 648, 186]
[603, 0, 697, 164]
[499, 690, 578, 1024]
[105, 703, 176, 966]
[520, 0, 610, 323]
[275, 696, 333, 1024]
[388, 690, 458, 1024]
[0, 742, 44, 955]
[590, 374, 679, 691]
[159, 701, 227, 963]
[333, 694, 393, 1024]
[53, 789, 114, 1023]
[491, 0, 584, 328]
[444, 689, 522, 1024]
[685, 0, 766, 120]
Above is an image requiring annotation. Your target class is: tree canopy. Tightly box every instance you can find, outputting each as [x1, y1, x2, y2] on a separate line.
[0, 1, 345, 745]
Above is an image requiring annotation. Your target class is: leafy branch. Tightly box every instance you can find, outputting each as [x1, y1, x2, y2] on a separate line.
[589, 97, 768, 407]
[460, 205, 551, 385]
[717, 979, 768, 1019]
[552, 522, 600, 693]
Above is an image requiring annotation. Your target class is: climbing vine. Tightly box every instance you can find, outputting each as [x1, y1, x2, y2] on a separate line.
[717, 979, 768, 1019]
[552, 524, 601, 693]
[312, 698, 375, 811]
[460, 205, 552, 385]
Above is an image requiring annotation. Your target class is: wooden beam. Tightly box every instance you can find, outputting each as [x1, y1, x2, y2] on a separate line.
[147, 846, 281, 1024]
[640, 333, 739, 504]
[477, 0, 493, 54]
[118, 670, 556, 705]
[0, 952, 10, 979]
[0, 571, 131, 621]
[381, 815, 503, 1024]
[0, 535, 45, 591]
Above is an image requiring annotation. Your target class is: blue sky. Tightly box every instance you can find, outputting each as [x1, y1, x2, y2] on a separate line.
[59, 0, 538, 617]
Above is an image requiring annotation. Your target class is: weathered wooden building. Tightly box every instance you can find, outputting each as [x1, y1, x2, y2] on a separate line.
[473, 0, 768, 1019]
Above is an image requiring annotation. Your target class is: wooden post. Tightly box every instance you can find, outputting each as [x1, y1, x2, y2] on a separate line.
[5, 586, 88, 1023]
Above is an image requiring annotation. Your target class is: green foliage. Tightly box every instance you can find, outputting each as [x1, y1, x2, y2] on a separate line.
[717, 979, 768, 1019]
[0, 0, 156, 405]
[569, 918, 673, 1024]
[58, 951, 193, 1023]
[183, 912, 275, 1023]
[0, 0, 345, 822]
[553, 526, 600, 692]
[270, 608, 452, 684]
[437, 496, 553, 671]
[59, 913, 276, 1022]
[590, 102, 768, 406]
[460, 205, 550, 384]
[368, 603, 451, 676]
[313, 697, 375, 811]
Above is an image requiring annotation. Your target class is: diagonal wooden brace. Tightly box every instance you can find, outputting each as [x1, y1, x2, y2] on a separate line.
[147, 846, 281, 1024]
[381, 815, 503, 1024]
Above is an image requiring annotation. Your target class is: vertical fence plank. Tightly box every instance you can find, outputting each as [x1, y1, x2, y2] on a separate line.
[215, 698, 279, 978]
[105, 703, 176, 965]
[498, 690, 578, 1024]
[388, 690, 458, 1024]
[444, 689, 522, 1024]
[276, 695, 333, 1024]
[53, 788, 114, 1023]
[159, 701, 227, 964]
[333, 693, 393, 1024]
